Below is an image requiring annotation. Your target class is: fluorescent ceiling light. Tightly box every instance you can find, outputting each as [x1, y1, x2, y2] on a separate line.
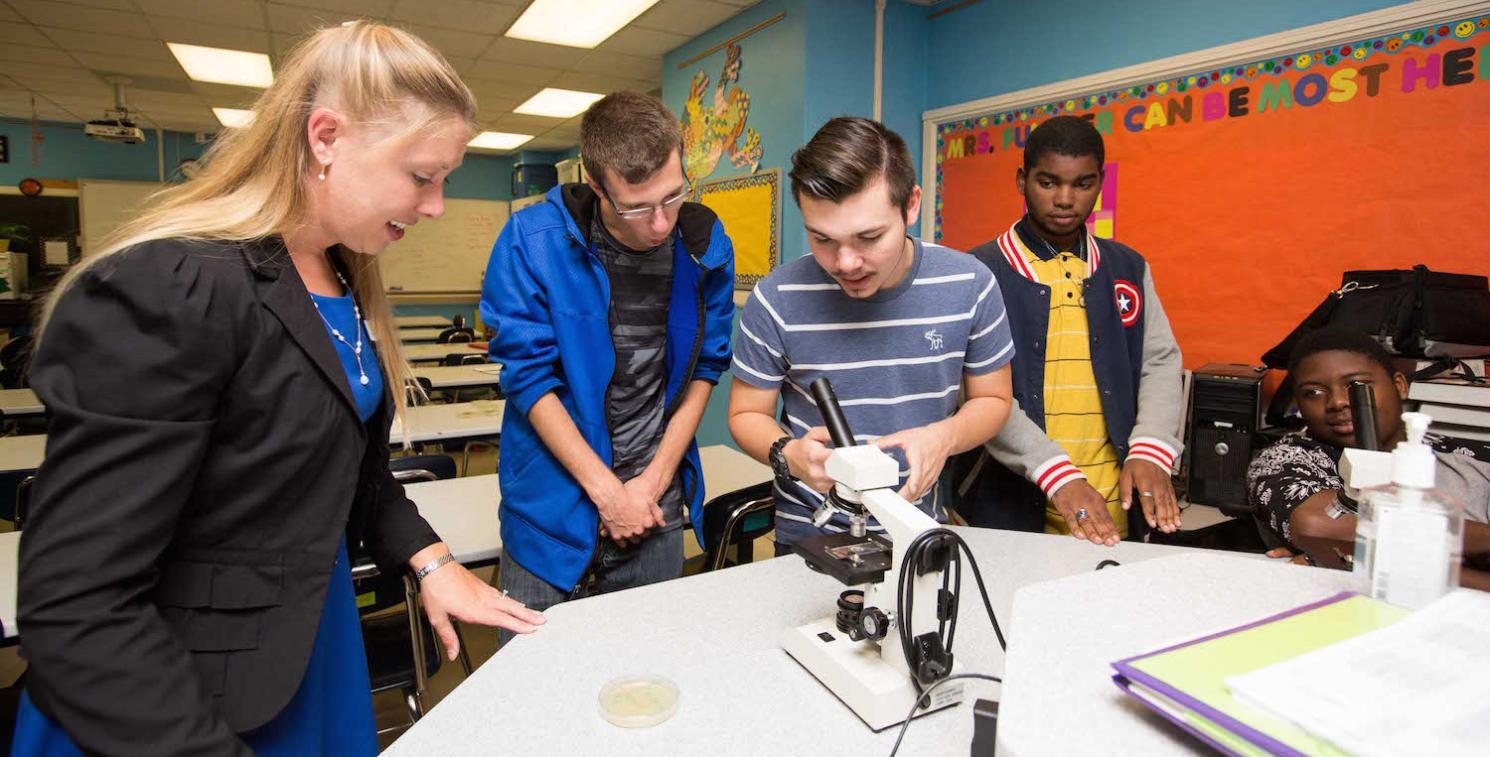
[168, 42, 274, 88]
[212, 107, 255, 128]
[469, 131, 534, 151]
[514, 88, 605, 119]
[505, 0, 660, 49]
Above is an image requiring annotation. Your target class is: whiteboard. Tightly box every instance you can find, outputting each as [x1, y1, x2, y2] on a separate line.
[79, 179, 166, 257]
[379, 197, 509, 294]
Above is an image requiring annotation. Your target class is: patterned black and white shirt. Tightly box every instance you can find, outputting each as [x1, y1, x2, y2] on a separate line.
[1248, 432, 1490, 546]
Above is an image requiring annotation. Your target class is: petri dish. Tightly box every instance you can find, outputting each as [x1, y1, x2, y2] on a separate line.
[598, 674, 680, 728]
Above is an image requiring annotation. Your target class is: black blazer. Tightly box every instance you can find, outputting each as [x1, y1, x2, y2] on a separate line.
[18, 238, 439, 755]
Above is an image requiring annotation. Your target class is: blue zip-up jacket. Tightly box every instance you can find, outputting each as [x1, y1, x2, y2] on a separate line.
[480, 183, 735, 592]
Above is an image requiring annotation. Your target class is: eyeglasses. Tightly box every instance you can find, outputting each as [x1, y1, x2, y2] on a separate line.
[604, 182, 693, 220]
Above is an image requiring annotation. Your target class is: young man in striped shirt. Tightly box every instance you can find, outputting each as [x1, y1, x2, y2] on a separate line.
[728, 117, 1015, 553]
[957, 115, 1184, 545]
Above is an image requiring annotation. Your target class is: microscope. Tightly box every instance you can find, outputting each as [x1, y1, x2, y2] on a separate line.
[781, 378, 970, 731]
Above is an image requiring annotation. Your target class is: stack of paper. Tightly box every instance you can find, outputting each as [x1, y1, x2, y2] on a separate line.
[1410, 378, 1490, 442]
[1113, 590, 1490, 756]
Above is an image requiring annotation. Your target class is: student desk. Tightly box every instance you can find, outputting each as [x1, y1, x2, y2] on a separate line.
[398, 328, 448, 344]
[0, 390, 44, 418]
[391, 401, 505, 446]
[403, 343, 486, 364]
[0, 446, 770, 641]
[384, 531, 1346, 756]
[0, 436, 46, 474]
[411, 365, 502, 390]
[395, 316, 452, 329]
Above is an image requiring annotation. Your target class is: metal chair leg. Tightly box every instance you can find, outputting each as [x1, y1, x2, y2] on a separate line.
[452, 620, 473, 675]
[403, 574, 431, 717]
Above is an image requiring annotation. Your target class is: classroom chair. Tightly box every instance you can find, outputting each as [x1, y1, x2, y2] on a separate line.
[436, 328, 475, 344]
[698, 481, 775, 572]
[357, 454, 470, 734]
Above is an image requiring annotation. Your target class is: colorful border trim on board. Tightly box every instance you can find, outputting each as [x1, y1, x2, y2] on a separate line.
[932, 14, 1490, 240]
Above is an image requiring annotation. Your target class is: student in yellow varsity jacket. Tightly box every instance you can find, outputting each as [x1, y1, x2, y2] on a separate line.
[956, 116, 1185, 545]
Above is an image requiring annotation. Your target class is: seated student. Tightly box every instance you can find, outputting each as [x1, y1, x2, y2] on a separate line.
[1249, 328, 1490, 588]
[728, 117, 1015, 554]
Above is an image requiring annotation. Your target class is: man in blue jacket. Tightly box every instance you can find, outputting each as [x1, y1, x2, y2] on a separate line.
[481, 92, 735, 642]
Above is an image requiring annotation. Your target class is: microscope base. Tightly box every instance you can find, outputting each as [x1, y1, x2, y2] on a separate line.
[783, 615, 964, 731]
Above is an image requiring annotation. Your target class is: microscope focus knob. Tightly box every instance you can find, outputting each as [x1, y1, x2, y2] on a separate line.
[857, 608, 889, 643]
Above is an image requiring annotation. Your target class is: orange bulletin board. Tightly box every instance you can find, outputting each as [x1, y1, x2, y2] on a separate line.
[933, 14, 1490, 369]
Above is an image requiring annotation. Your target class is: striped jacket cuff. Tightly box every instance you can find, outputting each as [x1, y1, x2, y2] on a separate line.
[1126, 437, 1178, 473]
[1032, 456, 1086, 498]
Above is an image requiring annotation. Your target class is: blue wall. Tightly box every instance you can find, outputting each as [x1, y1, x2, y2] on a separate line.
[0, 120, 208, 185]
[924, 0, 1408, 111]
[1, 118, 513, 201]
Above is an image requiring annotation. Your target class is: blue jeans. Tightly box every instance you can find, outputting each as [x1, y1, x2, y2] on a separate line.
[497, 527, 683, 647]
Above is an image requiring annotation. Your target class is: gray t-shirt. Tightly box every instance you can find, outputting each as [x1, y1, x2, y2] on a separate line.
[592, 214, 684, 529]
[732, 238, 1016, 545]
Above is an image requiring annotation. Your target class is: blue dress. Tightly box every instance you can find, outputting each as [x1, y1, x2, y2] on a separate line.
[14, 290, 386, 755]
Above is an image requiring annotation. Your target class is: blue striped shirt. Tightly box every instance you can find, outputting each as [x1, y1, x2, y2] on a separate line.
[732, 237, 1015, 544]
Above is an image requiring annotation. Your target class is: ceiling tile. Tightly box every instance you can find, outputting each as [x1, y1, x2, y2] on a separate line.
[493, 112, 565, 132]
[135, 0, 267, 29]
[596, 25, 690, 57]
[69, 51, 187, 79]
[571, 51, 660, 81]
[265, 4, 367, 35]
[465, 78, 544, 104]
[52, 0, 135, 10]
[0, 22, 52, 47]
[480, 38, 589, 69]
[283, 0, 395, 16]
[8, 0, 155, 37]
[11, 77, 112, 96]
[398, 23, 495, 59]
[0, 43, 79, 67]
[466, 62, 562, 86]
[389, 0, 518, 36]
[187, 81, 265, 105]
[2, 60, 100, 85]
[149, 17, 272, 52]
[632, 0, 743, 37]
[550, 71, 655, 95]
[39, 28, 175, 61]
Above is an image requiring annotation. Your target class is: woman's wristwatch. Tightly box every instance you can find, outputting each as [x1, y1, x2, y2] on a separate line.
[414, 553, 456, 582]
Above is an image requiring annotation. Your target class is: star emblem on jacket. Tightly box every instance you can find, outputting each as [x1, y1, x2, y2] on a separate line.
[1113, 280, 1142, 327]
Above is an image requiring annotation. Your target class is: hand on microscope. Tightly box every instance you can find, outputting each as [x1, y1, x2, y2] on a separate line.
[1050, 480, 1121, 546]
[784, 426, 836, 492]
[874, 421, 954, 502]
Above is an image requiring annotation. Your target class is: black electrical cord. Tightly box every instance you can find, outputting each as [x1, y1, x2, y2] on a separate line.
[886, 672, 1002, 757]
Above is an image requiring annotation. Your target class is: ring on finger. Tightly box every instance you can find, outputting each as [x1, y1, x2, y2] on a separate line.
[1140, 491, 1154, 497]
[1075, 507, 1089, 521]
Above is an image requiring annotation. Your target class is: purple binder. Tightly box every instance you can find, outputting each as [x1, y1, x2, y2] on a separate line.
[1109, 592, 1359, 757]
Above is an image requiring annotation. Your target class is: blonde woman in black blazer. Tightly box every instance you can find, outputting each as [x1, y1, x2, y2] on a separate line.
[14, 23, 543, 756]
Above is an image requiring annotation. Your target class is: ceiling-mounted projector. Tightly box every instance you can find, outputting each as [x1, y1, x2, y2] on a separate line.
[85, 77, 147, 145]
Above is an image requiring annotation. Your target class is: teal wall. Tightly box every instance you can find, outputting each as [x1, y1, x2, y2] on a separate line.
[923, 0, 1408, 110]
[0, 119, 208, 185]
[1, 118, 513, 201]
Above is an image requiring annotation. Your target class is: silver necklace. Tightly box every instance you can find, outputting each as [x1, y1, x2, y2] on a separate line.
[309, 269, 370, 387]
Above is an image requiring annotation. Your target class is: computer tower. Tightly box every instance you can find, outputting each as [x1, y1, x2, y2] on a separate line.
[1184, 364, 1265, 513]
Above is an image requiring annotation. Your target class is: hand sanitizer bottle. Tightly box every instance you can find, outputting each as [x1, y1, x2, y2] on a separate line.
[1352, 412, 1464, 609]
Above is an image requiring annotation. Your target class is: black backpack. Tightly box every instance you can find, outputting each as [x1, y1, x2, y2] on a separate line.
[1262, 265, 1490, 368]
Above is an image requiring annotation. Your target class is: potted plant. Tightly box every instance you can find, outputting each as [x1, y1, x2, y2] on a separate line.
[0, 223, 31, 254]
